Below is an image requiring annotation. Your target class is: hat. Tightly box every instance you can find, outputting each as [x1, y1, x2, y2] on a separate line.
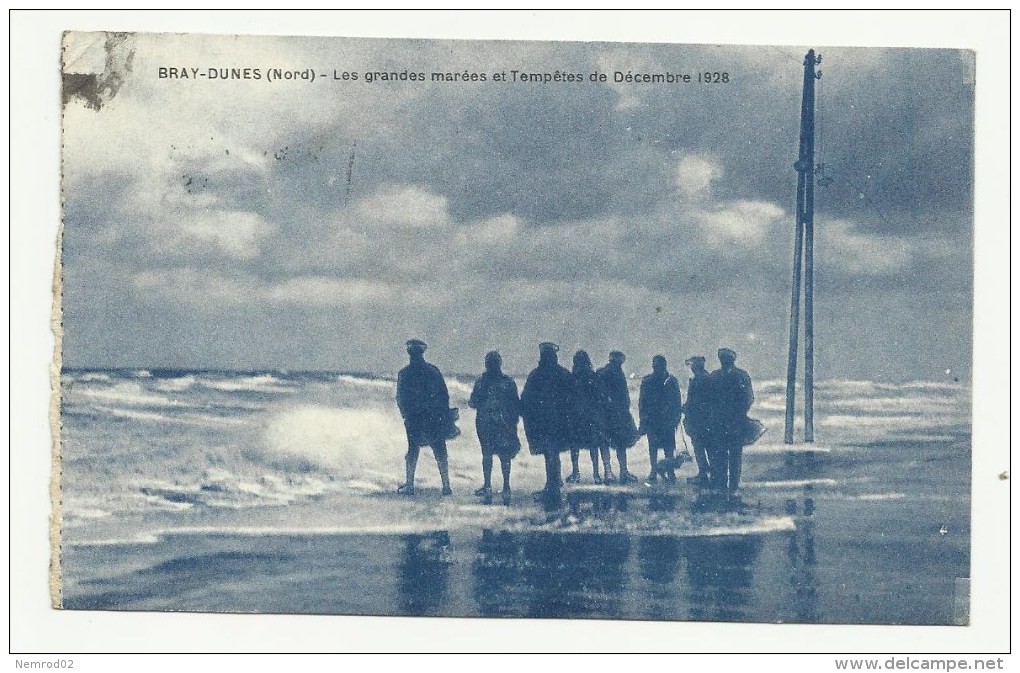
[609, 350, 625, 361]
[539, 342, 559, 353]
[685, 355, 707, 366]
[406, 339, 427, 352]
[718, 347, 737, 360]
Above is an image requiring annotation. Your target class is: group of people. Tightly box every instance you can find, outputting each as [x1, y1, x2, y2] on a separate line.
[395, 339, 755, 507]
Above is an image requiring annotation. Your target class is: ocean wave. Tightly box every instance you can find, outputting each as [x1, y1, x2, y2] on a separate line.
[258, 405, 406, 475]
[336, 374, 396, 390]
[445, 378, 475, 398]
[202, 374, 294, 393]
[91, 406, 246, 427]
[70, 372, 112, 383]
[152, 375, 198, 392]
[74, 381, 185, 408]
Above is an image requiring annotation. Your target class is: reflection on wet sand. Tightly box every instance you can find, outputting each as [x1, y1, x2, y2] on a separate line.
[397, 532, 452, 616]
[472, 530, 631, 618]
[683, 535, 764, 622]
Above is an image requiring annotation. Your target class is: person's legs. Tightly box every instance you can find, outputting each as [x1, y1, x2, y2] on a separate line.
[588, 447, 601, 482]
[433, 440, 452, 495]
[402, 443, 420, 493]
[617, 446, 636, 483]
[499, 455, 512, 504]
[707, 440, 728, 493]
[663, 433, 677, 482]
[567, 448, 581, 483]
[599, 444, 616, 482]
[728, 443, 743, 496]
[480, 451, 493, 491]
[691, 435, 710, 482]
[544, 450, 562, 492]
[647, 436, 660, 482]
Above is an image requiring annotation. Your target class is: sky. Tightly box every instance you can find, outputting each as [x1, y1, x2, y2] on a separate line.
[59, 32, 975, 381]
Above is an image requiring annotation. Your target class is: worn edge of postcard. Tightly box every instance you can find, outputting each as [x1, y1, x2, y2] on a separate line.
[49, 31, 70, 609]
[50, 196, 64, 609]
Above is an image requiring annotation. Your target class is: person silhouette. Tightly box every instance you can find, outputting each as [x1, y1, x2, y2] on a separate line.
[520, 342, 574, 506]
[396, 339, 453, 496]
[566, 350, 611, 484]
[597, 351, 641, 483]
[708, 347, 754, 499]
[468, 351, 521, 505]
[638, 355, 682, 482]
[682, 356, 713, 486]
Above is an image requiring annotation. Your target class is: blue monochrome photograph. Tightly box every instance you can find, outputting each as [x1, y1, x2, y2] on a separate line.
[56, 32, 973, 625]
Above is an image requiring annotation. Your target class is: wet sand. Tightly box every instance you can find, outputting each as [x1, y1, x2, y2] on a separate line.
[60, 437, 970, 625]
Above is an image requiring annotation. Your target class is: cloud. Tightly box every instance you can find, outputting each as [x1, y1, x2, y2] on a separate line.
[355, 185, 450, 229]
[266, 277, 395, 305]
[824, 219, 912, 275]
[59, 35, 975, 380]
[675, 154, 723, 199]
[176, 210, 275, 260]
[697, 200, 786, 250]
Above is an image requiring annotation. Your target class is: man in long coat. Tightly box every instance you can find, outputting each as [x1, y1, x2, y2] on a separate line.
[396, 339, 453, 496]
[708, 347, 754, 498]
[520, 342, 574, 503]
[682, 355, 713, 486]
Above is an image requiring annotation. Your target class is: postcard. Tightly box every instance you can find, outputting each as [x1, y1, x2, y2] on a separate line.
[53, 28, 980, 633]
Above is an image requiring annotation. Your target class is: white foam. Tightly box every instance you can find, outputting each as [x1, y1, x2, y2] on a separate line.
[445, 378, 475, 398]
[76, 382, 184, 408]
[153, 375, 198, 392]
[62, 507, 113, 521]
[73, 372, 112, 383]
[203, 374, 292, 393]
[850, 493, 907, 501]
[336, 374, 395, 390]
[69, 532, 163, 547]
[260, 405, 406, 476]
[746, 443, 833, 454]
[742, 478, 838, 489]
[93, 405, 245, 427]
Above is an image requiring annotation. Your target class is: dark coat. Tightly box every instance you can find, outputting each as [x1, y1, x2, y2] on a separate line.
[597, 363, 640, 449]
[520, 358, 575, 454]
[682, 371, 713, 441]
[570, 365, 609, 449]
[708, 366, 754, 442]
[396, 358, 450, 448]
[469, 371, 521, 458]
[639, 371, 682, 436]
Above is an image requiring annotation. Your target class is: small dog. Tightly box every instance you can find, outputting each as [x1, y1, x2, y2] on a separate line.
[653, 451, 692, 481]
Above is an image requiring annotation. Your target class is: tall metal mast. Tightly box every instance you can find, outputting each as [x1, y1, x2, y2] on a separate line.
[784, 49, 821, 444]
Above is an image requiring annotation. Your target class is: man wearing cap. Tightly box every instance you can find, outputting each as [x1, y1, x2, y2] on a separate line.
[520, 342, 574, 505]
[597, 351, 641, 484]
[682, 356, 713, 486]
[638, 355, 683, 482]
[708, 347, 754, 498]
[396, 339, 454, 496]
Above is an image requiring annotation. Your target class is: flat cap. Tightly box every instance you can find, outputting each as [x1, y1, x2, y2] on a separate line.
[406, 338, 428, 351]
[718, 347, 737, 359]
[685, 355, 706, 366]
[539, 341, 559, 353]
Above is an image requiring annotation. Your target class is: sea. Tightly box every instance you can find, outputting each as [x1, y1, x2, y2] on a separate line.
[56, 368, 971, 624]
